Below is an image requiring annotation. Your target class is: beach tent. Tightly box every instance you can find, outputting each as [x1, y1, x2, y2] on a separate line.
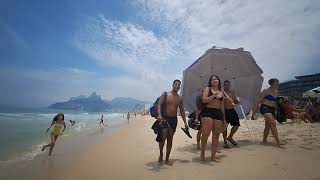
[182, 47, 263, 117]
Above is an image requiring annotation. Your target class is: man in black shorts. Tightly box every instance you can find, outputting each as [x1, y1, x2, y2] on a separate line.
[156, 79, 188, 166]
[222, 80, 240, 148]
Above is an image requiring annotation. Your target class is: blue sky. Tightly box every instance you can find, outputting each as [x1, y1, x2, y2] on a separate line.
[1, 0, 319, 107]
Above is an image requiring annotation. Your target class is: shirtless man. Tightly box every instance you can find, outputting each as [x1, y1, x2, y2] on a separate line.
[157, 79, 188, 166]
[222, 80, 240, 148]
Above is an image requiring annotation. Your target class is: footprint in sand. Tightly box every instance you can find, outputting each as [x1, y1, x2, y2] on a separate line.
[304, 137, 317, 141]
[299, 145, 314, 150]
[315, 145, 320, 150]
[281, 168, 287, 172]
[302, 141, 313, 145]
[286, 130, 294, 134]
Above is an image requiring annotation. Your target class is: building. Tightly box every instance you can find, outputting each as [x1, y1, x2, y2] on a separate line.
[279, 73, 320, 98]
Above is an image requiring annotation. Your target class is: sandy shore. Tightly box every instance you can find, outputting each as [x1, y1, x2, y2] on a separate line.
[3, 116, 320, 180]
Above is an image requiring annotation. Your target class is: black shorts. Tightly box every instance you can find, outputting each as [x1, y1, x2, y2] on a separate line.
[200, 107, 224, 121]
[225, 108, 240, 126]
[260, 104, 276, 117]
[163, 116, 178, 132]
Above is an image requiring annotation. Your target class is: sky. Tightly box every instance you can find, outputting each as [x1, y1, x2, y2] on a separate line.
[0, 0, 319, 107]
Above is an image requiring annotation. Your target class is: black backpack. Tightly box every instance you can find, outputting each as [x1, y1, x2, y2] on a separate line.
[149, 92, 167, 118]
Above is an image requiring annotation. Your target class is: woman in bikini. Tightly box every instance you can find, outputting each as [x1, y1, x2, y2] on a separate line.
[251, 78, 283, 147]
[200, 75, 225, 162]
[42, 113, 66, 156]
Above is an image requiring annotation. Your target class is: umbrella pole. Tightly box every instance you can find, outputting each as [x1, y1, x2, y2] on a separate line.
[221, 89, 254, 142]
[239, 104, 254, 142]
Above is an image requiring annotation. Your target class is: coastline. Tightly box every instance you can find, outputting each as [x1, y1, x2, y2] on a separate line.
[2, 116, 320, 180]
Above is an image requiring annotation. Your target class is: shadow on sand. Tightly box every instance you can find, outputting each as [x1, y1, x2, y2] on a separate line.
[145, 159, 191, 172]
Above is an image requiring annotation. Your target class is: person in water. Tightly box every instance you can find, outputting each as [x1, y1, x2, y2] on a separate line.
[222, 80, 240, 148]
[156, 79, 188, 166]
[127, 112, 130, 123]
[42, 113, 66, 156]
[99, 115, 107, 126]
[200, 75, 225, 162]
[251, 78, 284, 147]
[69, 120, 76, 126]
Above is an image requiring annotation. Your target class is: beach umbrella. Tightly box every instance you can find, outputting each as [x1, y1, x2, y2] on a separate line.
[303, 87, 320, 98]
[182, 47, 264, 141]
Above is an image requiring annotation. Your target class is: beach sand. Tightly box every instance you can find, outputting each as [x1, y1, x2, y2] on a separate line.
[3, 116, 320, 180]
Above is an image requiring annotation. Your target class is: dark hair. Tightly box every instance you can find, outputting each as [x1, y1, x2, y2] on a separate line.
[173, 79, 181, 85]
[223, 80, 230, 84]
[53, 113, 64, 122]
[208, 75, 221, 90]
[268, 78, 279, 85]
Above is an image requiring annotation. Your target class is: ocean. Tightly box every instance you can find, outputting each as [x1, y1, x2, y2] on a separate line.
[0, 109, 127, 163]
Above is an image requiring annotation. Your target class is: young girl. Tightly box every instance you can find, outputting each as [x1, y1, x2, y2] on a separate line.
[42, 113, 66, 156]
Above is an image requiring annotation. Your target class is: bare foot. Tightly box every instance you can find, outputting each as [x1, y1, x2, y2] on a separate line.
[158, 154, 163, 164]
[165, 160, 173, 166]
[210, 157, 221, 163]
[200, 152, 205, 161]
[277, 142, 286, 147]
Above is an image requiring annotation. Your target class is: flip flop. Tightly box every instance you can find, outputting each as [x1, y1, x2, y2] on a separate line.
[181, 128, 192, 139]
[227, 138, 238, 146]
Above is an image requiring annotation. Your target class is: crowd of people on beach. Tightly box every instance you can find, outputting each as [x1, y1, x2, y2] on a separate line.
[152, 76, 320, 165]
[40, 76, 319, 163]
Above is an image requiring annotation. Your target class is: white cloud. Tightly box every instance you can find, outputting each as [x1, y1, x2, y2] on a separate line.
[72, 14, 186, 104]
[132, 0, 320, 85]
[2, 1, 319, 107]
[73, 15, 180, 76]
[64, 0, 320, 107]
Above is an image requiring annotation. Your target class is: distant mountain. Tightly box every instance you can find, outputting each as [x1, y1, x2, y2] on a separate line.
[69, 95, 87, 101]
[110, 97, 148, 111]
[48, 92, 148, 112]
[48, 92, 111, 112]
